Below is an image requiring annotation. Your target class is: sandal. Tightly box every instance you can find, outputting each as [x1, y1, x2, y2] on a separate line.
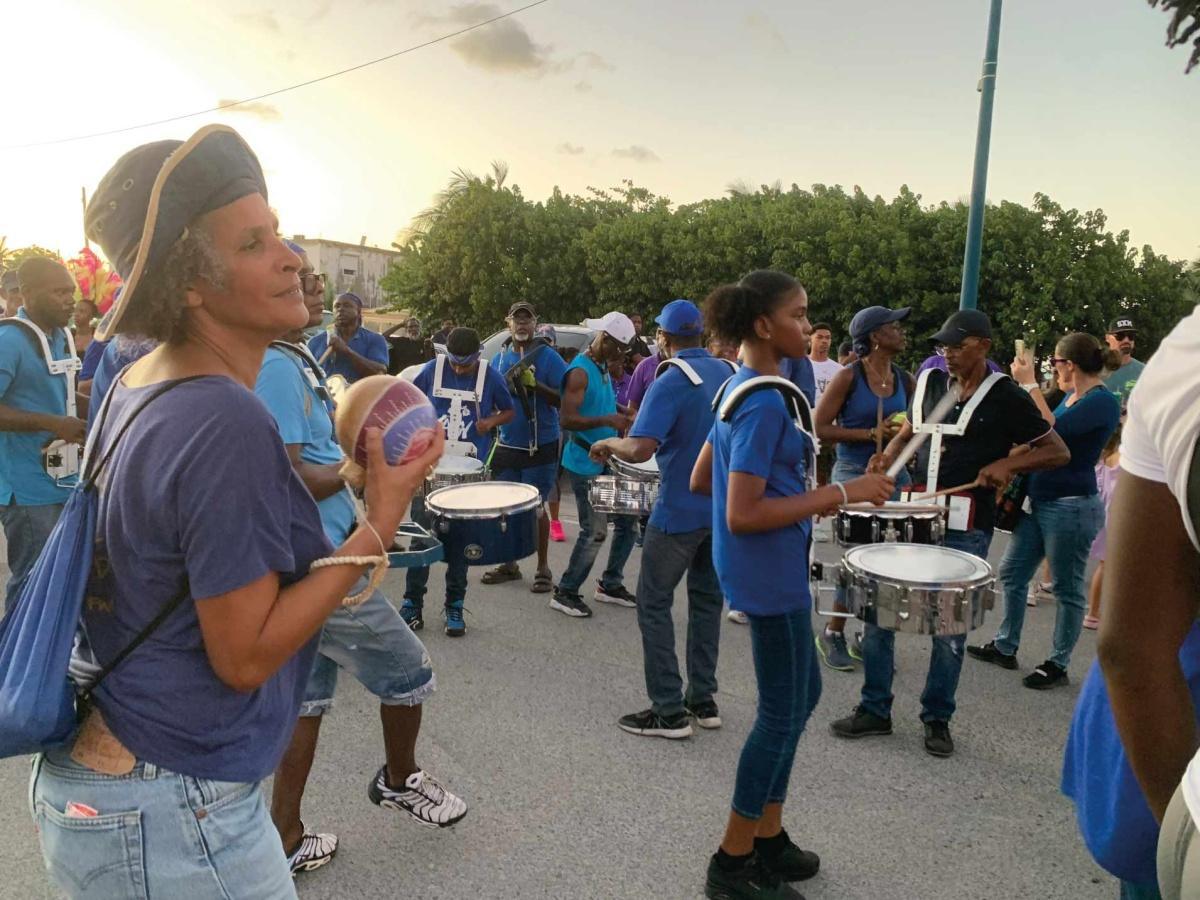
[531, 570, 554, 593]
[481, 565, 522, 585]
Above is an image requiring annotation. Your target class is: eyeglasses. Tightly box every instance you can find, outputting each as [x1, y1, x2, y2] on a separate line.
[300, 272, 326, 295]
[1112, 331, 1135, 341]
[1049, 357, 1070, 367]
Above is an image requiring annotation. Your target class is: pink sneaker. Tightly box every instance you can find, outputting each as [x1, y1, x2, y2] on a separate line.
[549, 520, 566, 542]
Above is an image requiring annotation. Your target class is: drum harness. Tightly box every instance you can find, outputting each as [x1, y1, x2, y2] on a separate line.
[499, 337, 551, 457]
[0, 317, 82, 485]
[433, 352, 489, 459]
[911, 368, 1005, 494]
[270, 339, 335, 418]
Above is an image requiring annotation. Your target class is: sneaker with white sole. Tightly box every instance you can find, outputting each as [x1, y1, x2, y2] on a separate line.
[617, 708, 693, 739]
[595, 583, 637, 607]
[287, 825, 338, 875]
[687, 699, 722, 729]
[367, 765, 468, 828]
[727, 609, 749, 625]
[550, 587, 592, 618]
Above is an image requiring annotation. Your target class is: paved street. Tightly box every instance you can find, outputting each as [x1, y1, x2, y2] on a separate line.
[0, 505, 1116, 899]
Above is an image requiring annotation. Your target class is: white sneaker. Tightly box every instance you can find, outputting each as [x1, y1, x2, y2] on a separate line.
[287, 826, 338, 875]
[367, 766, 468, 828]
[727, 610, 749, 625]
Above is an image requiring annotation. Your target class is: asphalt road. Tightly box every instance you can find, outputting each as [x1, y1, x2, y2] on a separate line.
[0, 506, 1117, 900]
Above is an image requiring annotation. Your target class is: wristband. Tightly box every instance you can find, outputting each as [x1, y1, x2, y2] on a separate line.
[1021, 383, 1038, 393]
[834, 482, 849, 505]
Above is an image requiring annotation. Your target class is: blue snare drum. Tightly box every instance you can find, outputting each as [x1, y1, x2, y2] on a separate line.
[425, 481, 541, 567]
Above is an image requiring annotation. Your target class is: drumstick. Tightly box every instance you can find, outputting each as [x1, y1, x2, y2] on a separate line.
[318, 346, 334, 365]
[885, 385, 961, 478]
[875, 396, 884, 456]
[909, 479, 980, 502]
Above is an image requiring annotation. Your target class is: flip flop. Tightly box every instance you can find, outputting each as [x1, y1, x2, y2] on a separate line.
[531, 570, 554, 593]
[481, 565, 522, 585]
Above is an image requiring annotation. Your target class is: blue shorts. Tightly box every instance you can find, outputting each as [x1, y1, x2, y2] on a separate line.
[492, 461, 558, 503]
[301, 578, 436, 717]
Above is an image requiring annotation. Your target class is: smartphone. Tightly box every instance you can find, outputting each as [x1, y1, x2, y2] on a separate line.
[1014, 339, 1026, 361]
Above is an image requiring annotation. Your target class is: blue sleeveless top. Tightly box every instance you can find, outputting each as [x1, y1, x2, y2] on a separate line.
[835, 361, 909, 468]
[561, 353, 617, 477]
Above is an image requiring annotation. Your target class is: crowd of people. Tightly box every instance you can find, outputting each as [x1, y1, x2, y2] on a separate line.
[0, 123, 1194, 900]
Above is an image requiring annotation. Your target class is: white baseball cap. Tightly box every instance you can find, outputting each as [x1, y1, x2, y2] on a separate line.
[583, 311, 635, 346]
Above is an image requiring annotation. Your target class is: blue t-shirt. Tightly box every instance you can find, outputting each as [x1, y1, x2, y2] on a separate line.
[0, 310, 74, 506]
[412, 358, 515, 460]
[780, 355, 817, 407]
[307, 326, 389, 385]
[491, 342, 569, 450]
[255, 346, 357, 545]
[79, 337, 108, 381]
[630, 349, 731, 534]
[710, 365, 814, 615]
[87, 335, 158, 430]
[84, 377, 330, 783]
[1027, 388, 1121, 502]
[561, 353, 617, 477]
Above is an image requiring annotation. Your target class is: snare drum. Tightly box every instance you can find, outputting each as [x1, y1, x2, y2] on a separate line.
[589, 455, 660, 516]
[425, 482, 541, 567]
[836, 543, 995, 636]
[425, 455, 487, 493]
[835, 502, 946, 546]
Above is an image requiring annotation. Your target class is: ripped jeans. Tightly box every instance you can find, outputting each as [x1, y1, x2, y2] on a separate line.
[859, 528, 993, 724]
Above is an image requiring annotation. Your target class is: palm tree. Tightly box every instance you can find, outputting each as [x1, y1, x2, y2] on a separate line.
[400, 161, 512, 247]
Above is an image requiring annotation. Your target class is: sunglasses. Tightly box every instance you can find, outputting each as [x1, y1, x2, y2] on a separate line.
[1112, 331, 1135, 341]
[1049, 357, 1071, 367]
[300, 272, 326, 295]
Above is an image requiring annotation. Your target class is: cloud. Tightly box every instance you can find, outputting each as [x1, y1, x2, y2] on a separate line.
[744, 11, 787, 53]
[574, 81, 593, 93]
[612, 145, 660, 163]
[417, 3, 551, 73]
[234, 10, 281, 33]
[220, 99, 283, 121]
[574, 51, 615, 72]
[557, 142, 585, 155]
[308, 0, 333, 23]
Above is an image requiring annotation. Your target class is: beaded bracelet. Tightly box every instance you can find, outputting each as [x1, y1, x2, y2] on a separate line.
[309, 500, 389, 607]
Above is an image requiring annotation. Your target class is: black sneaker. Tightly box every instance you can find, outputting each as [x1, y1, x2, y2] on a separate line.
[830, 706, 893, 739]
[594, 582, 637, 607]
[1023, 660, 1069, 690]
[550, 588, 593, 618]
[705, 852, 803, 899]
[966, 640, 1018, 670]
[755, 829, 820, 882]
[923, 720, 954, 757]
[618, 708, 693, 740]
[687, 699, 722, 730]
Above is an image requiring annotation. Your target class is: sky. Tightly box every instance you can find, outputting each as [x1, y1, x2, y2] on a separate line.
[2, 0, 1197, 266]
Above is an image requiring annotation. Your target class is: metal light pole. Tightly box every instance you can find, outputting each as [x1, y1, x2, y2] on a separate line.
[958, 0, 1003, 311]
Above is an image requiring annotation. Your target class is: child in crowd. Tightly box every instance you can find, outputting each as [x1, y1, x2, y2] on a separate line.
[1084, 423, 1123, 630]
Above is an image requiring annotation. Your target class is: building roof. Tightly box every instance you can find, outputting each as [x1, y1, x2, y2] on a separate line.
[289, 235, 401, 257]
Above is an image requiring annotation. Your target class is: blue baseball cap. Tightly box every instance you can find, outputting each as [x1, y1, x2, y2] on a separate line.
[849, 306, 911, 343]
[655, 299, 703, 337]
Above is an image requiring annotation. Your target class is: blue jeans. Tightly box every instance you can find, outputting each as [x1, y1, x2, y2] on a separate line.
[731, 608, 822, 819]
[0, 500, 64, 609]
[1120, 880, 1162, 899]
[300, 578, 436, 717]
[557, 469, 636, 595]
[30, 749, 294, 898]
[994, 495, 1105, 668]
[404, 495, 468, 607]
[635, 524, 723, 717]
[860, 528, 993, 724]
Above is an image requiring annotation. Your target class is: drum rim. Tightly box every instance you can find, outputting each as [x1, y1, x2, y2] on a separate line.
[842, 542, 993, 586]
[609, 455, 659, 479]
[425, 481, 542, 518]
[838, 502, 946, 517]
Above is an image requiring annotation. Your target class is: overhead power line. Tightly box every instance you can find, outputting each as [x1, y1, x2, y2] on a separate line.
[3, 0, 551, 150]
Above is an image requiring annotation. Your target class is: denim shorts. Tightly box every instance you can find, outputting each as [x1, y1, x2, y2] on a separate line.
[300, 580, 436, 717]
[30, 749, 295, 898]
[492, 461, 558, 503]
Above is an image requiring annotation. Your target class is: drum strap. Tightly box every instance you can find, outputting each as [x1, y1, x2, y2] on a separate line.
[656, 356, 738, 386]
[270, 340, 335, 416]
[714, 376, 819, 489]
[912, 369, 1005, 494]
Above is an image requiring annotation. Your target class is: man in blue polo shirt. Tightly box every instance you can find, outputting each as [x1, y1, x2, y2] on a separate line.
[590, 299, 736, 739]
[306, 292, 388, 385]
[0, 257, 85, 607]
[484, 300, 569, 593]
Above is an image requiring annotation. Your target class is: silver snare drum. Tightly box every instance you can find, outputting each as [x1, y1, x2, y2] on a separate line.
[835, 502, 945, 546]
[425, 456, 487, 494]
[589, 455, 659, 516]
[837, 543, 995, 636]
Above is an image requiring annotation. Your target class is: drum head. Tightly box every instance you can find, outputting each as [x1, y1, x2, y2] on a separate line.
[427, 481, 540, 516]
[844, 543, 991, 586]
[435, 456, 484, 475]
[611, 455, 659, 477]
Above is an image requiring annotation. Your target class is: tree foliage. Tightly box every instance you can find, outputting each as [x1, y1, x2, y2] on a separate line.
[1149, 0, 1200, 72]
[382, 172, 1195, 363]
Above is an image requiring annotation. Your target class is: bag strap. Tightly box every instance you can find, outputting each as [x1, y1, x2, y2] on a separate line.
[84, 581, 191, 696]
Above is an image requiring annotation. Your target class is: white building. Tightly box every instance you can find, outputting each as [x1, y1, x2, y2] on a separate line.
[289, 235, 402, 309]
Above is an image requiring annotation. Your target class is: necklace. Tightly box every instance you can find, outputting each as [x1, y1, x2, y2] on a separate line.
[863, 358, 892, 391]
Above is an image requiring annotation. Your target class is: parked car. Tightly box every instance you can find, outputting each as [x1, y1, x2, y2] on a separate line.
[481, 324, 594, 363]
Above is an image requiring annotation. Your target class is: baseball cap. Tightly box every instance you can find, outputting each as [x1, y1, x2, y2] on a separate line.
[849, 306, 911, 342]
[508, 300, 536, 317]
[929, 309, 992, 345]
[1107, 316, 1136, 334]
[655, 299, 703, 336]
[583, 311, 635, 346]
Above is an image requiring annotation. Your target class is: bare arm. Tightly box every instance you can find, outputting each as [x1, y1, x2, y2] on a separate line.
[559, 368, 628, 432]
[476, 407, 516, 435]
[977, 430, 1070, 489]
[342, 346, 387, 378]
[1099, 473, 1200, 821]
[726, 470, 893, 534]
[815, 368, 877, 445]
[590, 436, 658, 466]
[284, 443, 346, 502]
[195, 429, 443, 692]
[691, 441, 713, 496]
[0, 403, 86, 443]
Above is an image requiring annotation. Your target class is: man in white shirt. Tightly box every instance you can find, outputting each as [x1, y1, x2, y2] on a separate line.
[1095, 303, 1200, 899]
[808, 322, 844, 406]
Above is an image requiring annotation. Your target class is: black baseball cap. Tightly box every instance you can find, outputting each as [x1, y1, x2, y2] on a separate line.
[930, 309, 992, 345]
[1107, 316, 1136, 334]
[508, 301, 536, 317]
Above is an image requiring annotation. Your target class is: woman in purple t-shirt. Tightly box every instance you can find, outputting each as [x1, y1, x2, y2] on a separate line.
[29, 126, 442, 899]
